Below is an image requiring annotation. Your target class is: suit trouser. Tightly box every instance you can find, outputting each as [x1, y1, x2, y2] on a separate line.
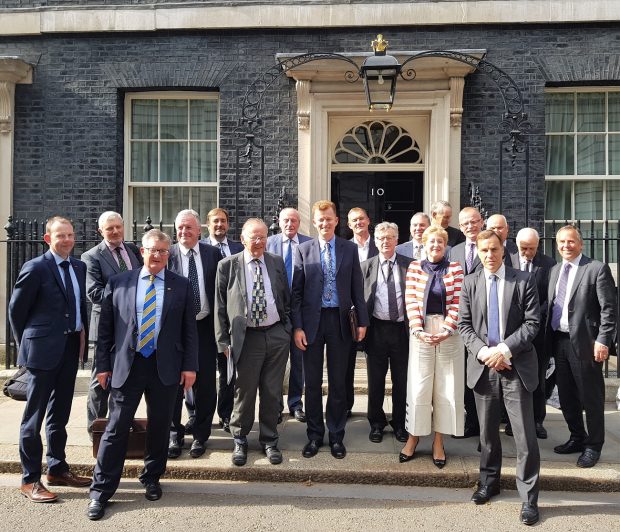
[464, 348, 480, 432]
[474, 366, 540, 505]
[87, 341, 110, 435]
[20, 334, 79, 484]
[304, 308, 352, 444]
[230, 323, 289, 447]
[217, 352, 235, 421]
[553, 332, 605, 452]
[365, 317, 409, 431]
[345, 342, 358, 412]
[170, 318, 218, 443]
[278, 340, 305, 413]
[89, 354, 178, 502]
[532, 334, 549, 424]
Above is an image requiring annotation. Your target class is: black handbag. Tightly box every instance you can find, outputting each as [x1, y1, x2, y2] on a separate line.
[2, 366, 30, 401]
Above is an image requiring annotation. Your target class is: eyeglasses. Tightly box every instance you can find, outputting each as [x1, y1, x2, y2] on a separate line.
[460, 219, 482, 227]
[376, 235, 397, 241]
[245, 236, 267, 243]
[144, 248, 170, 256]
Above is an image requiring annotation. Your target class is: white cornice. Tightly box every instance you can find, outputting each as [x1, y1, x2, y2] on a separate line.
[0, 1, 618, 36]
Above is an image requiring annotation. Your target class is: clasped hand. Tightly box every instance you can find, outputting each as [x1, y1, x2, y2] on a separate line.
[418, 330, 450, 346]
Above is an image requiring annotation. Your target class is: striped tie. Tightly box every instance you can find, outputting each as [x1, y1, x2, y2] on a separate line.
[138, 274, 156, 357]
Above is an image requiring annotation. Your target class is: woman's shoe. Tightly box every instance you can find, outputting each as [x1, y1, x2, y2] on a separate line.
[432, 444, 446, 469]
[399, 438, 418, 463]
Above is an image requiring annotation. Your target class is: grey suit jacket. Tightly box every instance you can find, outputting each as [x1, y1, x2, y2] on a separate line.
[266, 232, 312, 262]
[458, 266, 540, 392]
[545, 255, 617, 359]
[214, 251, 292, 364]
[81, 240, 142, 342]
[448, 241, 482, 275]
[360, 253, 410, 320]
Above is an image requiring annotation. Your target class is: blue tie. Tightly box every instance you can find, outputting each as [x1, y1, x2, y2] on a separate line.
[488, 274, 500, 347]
[284, 239, 293, 287]
[138, 275, 156, 357]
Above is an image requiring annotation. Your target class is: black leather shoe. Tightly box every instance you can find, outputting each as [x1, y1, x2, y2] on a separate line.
[264, 445, 283, 465]
[189, 439, 206, 458]
[504, 423, 513, 437]
[369, 427, 383, 443]
[290, 409, 306, 422]
[330, 442, 346, 459]
[453, 426, 480, 439]
[576, 448, 601, 468]
[167, 438, 183, 459]
[184, 416, 196, 435]
[520, 503, 540, 525]
[219, 418, 231, 433]
[302, 439, 322, 458]
[87, 499, 105, 520]
[554, 439, 584, 454]
[535, 423, 548, 439]
[144, 481, 162, 501]
[471, 485, 500, 505]
[232, 441, 248, 466]
[394, 428, 409, 443]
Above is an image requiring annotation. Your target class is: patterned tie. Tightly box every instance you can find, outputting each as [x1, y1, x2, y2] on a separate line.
[385, 261, 399, 321]
[115, 247, 128, 272]
[187, 249, 201, 316]
[487, 274, 500, 347]
[466, 243, 475, 273]
[218, 242, 226, 258]
[284, 238, 293, 287]
[322, 242, 334, 301]
[138, 274, 156, 357]
[413, 244, 421, 261]
[551, 263, 572, 331]
[250, 259, 267, 326]
[59, 261, 77, 332]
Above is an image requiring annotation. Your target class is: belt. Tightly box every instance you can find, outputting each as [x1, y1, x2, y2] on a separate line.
[247, 322, 279, 332]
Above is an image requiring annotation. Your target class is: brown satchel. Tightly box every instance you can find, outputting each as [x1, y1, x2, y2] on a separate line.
[92, 418, 147, 459]
[348, 305, 359, 339]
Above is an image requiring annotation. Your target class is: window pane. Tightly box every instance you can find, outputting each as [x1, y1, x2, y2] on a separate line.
[609, 93, 620, 132]
[606, 180, 620, 219]
[610, 134, 620, 175]
[190, 100, 217, 140]
[545, 93, 574, 132]
[190, 143, 217, 182]
[577, 135, 605, 175]
[579, 222, 604, 261]
[577, 93, 605, 132]
[162, 187, 189, 225]
[160, 142, 187, 182]
[574, 180, 603, 219]
[131, 100, 157, 139]
[131, 141, 157, 182]
[190, 187, 217, 222]
[133, 187, 160, 225]
[160, 99, 188, 140]
[545, 181, 572, 219]
[545, 135, 574, 175]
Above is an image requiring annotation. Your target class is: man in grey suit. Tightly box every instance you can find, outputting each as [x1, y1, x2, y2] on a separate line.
[459, 230, 541, 526]
[395, 212, 430, 260]
[215, 218, 292, 466]
[81, 211, 142, 439]
[266, 207, 311, 422]
[547, 225, 616, 468]
[361, 222, 410, 444]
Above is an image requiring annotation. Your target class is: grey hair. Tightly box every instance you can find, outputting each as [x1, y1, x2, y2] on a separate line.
[175, 209, 201, 227]
[142, 228, 171, 248]
[430, 200, 452, 215]
[241, 218, 268, 237]
[98, 211, 123, 229]
[374, 221, 399, 239]
[516, 227, 540, 244]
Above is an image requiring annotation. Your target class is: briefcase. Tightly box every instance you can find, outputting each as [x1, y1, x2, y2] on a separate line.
[348, 305, 359, 339]
[2, 366, 29, 401]
[92, 418, 147, 459]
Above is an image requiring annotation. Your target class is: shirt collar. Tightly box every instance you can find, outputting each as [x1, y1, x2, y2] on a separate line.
[484, 264, 506, 280]
[353, 235, 370, 249]
[282, 234, 299, 244]
[319, 236, 336, 248]
[466, 239, 477, 247]
[562, 254, 582, 268]
[104, 240, 124, 252]
[179, 242, 200, 256]
[50, 250, 70, 265]
[380, 254, 396, 265]
[243, 250, 265, 265]
[211, 236, 228, 247]
[140, 266, 165, 281]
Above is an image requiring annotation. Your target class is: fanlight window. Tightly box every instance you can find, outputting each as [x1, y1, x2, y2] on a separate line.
[333, 120, 423, 164]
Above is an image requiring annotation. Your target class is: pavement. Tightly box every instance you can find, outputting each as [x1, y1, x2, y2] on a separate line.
[0, 354, 619, 493]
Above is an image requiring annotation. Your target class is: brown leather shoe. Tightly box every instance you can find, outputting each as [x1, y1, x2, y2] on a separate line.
[47, 470, 91, 488]
[20, 481, 58, 503]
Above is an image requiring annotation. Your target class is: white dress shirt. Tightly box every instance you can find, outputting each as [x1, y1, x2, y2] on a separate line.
[555, 254, 582, 333]
[477, 264, 512, 364]
[178, 243, 210, 320]
[353, 235, 371, 262]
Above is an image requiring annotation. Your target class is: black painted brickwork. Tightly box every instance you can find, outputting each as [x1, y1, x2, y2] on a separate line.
[1, 24, 619, 232]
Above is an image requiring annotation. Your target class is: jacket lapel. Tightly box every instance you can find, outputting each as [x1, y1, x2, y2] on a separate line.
[568, 256, 589, 303]
[502, 268, 516, 330]
[160, 272, 174, 327]
[234, 255, 248, 306]
[335, 237, 344, 274]
[44, 251, 69, 301]
[128, 270, 139, 331]
[475, 270, 488, 336]
[99, 242, 121, 274]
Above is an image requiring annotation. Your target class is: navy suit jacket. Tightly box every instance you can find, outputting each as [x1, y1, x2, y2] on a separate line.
[81, 240, 142, 342]
[291, 236, 369, 345]
[95, 269, 199, 388]
[9, 250, 89, 369]
[201, 237, 244, 255]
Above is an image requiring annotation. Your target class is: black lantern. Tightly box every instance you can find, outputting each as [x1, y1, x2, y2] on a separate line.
[360, 35, 401, 111]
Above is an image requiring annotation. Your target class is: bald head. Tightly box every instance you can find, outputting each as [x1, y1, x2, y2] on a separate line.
[486, 214, 509, 242]
[279, 207, 301, 239]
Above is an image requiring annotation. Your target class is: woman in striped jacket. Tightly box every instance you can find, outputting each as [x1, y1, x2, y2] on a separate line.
[399, 225, 465, 468]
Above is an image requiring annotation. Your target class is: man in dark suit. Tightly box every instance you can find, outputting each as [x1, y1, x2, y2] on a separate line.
[292, 200, 369, 460]
[486, 214, 519, 265]
[266, 207, 312, 422]
[215, 218, 292, 466]
[448, 206, 484, 438]
[201, 207, 243, 432]
[430, 200, 465, 247]
[82, 211, 142, 440]
[9, 216, 91, 503]
[395, 212, 430, 260]
[346, 207, 379, 416]
[547, 225, 616, 469]
[87, 229, 198, 520]
[459, 230, 541, 526]
[167, 209, 221, 459]
[502, 228, 556, 439]
[361, 222, 409, 444]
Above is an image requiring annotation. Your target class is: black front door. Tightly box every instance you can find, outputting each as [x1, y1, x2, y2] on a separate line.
[331, 171, 423, 243]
